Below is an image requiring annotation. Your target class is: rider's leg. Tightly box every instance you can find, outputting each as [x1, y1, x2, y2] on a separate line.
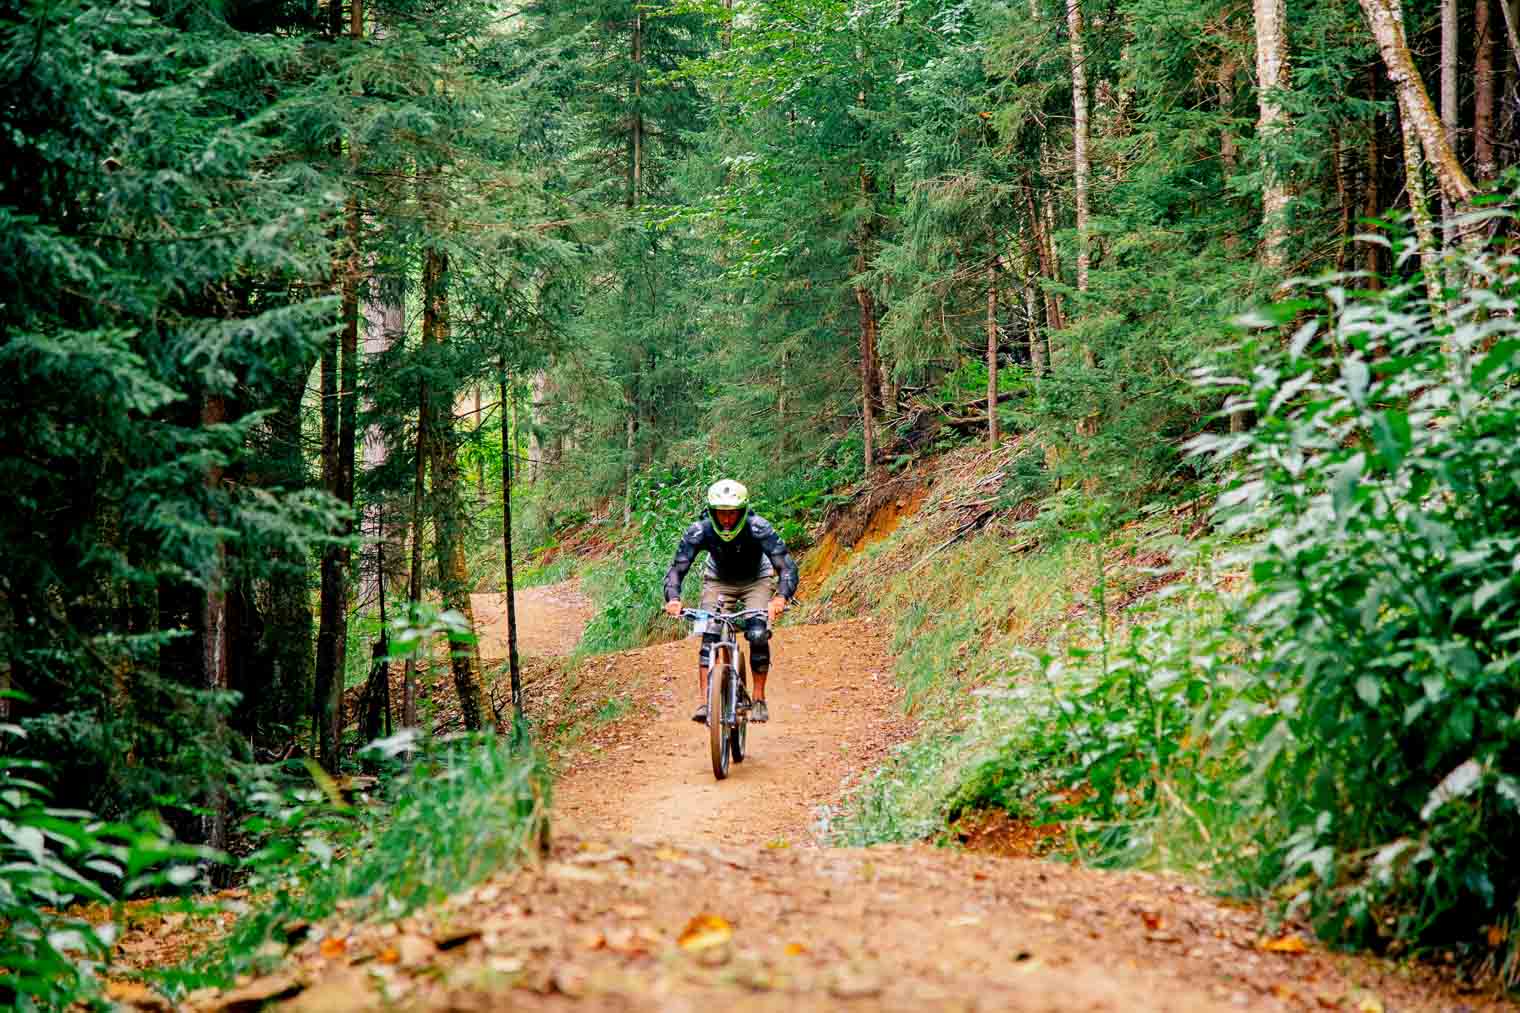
[744, 617, 771, 702]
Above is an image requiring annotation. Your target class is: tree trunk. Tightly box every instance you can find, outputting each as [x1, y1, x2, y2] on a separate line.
[1500, 0, 1520, 76]
[1067, 0, 1091, 295]
[623, 411, 636, 525]
[1254, 0, 1292, 274]
[529, 370, 547, 482]
[1399, 90, 1446, 308]
[1219, 56, 1239, 177]
[1440, 0, 1458, 259]
[422, 243, 486, 732]
[1364, 69, 1384, 280]
[629, 10, 643, 211]
[402, 372, 426, 729]
[1359, 0, 1478, 205]
[1025, 282, 1047, 377]
[856, 279, 881, 472]
[200, 394, 230, 853]
[500, 362, 523, 723]
[986, 257, 1000, 445]
[1477, 0, 1497, 179]
[1022, 181, 1064, 344]
[314, 328, 344, 768]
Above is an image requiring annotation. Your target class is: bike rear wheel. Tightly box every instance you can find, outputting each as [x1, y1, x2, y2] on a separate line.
[709, 645, 732, 780]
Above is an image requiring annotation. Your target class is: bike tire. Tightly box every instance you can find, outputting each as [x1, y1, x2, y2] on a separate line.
[709, 646, 731, 780]
[730, 648, 748, 763]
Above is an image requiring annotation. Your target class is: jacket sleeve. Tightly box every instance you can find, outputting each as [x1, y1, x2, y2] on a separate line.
[756, 518, 800, 600]
[664, 522, 706, 602]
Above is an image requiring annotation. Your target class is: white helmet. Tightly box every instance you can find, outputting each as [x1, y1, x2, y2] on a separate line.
[706, 479, 750, 541]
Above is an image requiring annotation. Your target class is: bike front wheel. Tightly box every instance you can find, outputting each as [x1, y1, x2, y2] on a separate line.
[709, 646, 732, 780]
[730, 648, 749, 764]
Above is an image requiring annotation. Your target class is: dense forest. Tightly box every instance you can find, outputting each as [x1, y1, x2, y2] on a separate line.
[5, 0, 1520, 1007]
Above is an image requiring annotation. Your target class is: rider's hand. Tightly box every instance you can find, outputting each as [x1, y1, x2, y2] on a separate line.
[768, 595, 788, 624]
[664, 599, 684, 618]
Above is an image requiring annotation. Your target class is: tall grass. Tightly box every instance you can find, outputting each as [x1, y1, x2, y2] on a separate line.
[161, 732, 548, 995]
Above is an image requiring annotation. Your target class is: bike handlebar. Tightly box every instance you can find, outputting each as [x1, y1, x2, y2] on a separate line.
[680, 607, 768, 624]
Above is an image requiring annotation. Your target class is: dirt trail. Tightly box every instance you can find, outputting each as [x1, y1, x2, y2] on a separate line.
[178, 584, 1512, 1012]
[472, 580, 593, 660]
[550, 618, 911, 847]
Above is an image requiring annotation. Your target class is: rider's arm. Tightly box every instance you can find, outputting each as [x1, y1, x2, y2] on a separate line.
[663, 522, 707, 602]
[755, 518, 799, 601]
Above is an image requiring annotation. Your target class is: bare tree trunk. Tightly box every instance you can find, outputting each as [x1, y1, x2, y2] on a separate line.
[623, 412, 636, 525]
[423, 243, 486, 732]
[1023, 182, 1064, 349]
[1500, 0, 1520, 76]
[200, 394, 230, 853]
[528, 370, 547, 483]
[500, 362, 523, 723]
[856, 279, 882, 472]
[855, 152, 883, 473]
[1364, 69, 1384, 280]
[402, 372, 425, 729]
[1025, 281, 1047, 377]
[1478, 0, 1498, 179]
[1440, 0, 1458, 261]
[1334, 127, 1353, 271]
[1219, 57, 1239, 176]
[1067, 0, 1091, 295]
[1254, 0, 1292, 274]
[632, 10, 643, 210]
[1359, 0, 1478, 205]
[1399, 91, 1446, 308]
[986, 257, 1000, 445]
[314, 329, 344, 767]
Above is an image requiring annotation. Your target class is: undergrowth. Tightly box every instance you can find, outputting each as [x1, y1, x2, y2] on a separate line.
[838, 227, 1520, 983]
[160, 731, 548, 996]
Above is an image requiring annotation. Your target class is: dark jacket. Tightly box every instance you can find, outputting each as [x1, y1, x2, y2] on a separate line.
[663, 513, 799, 602]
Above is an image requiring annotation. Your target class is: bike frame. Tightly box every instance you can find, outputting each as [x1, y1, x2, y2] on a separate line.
[684, 606, 765, 780]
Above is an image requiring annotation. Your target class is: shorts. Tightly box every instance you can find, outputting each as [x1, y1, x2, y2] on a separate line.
[698, 573, 777, 613]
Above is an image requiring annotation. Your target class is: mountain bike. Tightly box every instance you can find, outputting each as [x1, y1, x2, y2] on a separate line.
[682, 607, 765, 780]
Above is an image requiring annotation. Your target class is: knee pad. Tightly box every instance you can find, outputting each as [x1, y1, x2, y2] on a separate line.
[744, 619, 771, 672]
[699, 631, 720, 667]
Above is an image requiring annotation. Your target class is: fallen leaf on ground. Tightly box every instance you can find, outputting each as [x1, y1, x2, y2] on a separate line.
[1260, 933, 1308, 954]
[677, 913, 733, 951]
[783, 942, 808, 956]
[318, 936, 347, 959]
[1140, 911, 1164, 931]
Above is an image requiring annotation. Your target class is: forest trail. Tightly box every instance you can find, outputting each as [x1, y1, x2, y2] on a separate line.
[178, 597, 1513, 1013]
[547, 618, 912, 847]
[212, 594, 1510, 1013]
[472, 580, 594, 660]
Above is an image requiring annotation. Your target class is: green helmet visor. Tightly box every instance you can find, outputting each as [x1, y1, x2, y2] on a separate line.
[709, 505, 749, 541]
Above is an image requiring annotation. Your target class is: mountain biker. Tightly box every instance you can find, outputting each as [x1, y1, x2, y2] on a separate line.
[663, 479, 799, 725]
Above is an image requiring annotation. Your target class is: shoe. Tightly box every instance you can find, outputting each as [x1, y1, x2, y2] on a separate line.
[750, 699, 769, 723]
[691, 703, 709, 724]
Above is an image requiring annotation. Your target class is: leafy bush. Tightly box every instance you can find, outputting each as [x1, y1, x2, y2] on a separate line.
[171, 730, 548, 992]
[0, 719, 209, 1012]
[946, 574, 1250, 868]
[1191, 236, 1520, 970]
